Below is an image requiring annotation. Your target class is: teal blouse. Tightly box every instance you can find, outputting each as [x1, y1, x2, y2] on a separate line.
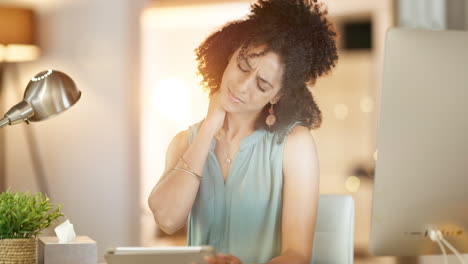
[187, 120, 302, 264]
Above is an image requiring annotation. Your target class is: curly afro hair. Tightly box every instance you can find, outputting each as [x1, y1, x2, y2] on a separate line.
[195, 0, 338, 143]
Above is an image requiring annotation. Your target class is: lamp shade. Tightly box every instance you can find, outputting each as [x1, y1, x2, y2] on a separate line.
[0, 6, 39, 62]
[0, 70, 81, 127]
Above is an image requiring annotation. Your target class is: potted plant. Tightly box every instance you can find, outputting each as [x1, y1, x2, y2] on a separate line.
[0, 190, 63, 264]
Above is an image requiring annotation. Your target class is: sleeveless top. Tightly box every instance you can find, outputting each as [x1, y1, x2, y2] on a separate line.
[187, 120, 303, 264]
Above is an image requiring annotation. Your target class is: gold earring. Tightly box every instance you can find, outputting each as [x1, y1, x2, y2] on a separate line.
[266, 103, 276, 127]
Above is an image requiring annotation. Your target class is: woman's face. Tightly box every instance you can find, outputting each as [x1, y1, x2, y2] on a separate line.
[219, 44, 284, 115]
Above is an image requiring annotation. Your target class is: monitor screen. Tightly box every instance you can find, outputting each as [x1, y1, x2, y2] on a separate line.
[369, 28, 468, 257]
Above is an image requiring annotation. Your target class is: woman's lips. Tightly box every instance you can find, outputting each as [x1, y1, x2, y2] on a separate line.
[228, 89, 244, 104]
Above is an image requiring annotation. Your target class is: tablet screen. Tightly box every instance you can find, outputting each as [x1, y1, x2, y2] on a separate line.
[105, 246, 216, 264]
[112, 246, 207, 255]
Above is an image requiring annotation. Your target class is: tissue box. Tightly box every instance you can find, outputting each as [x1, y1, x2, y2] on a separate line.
[38, 236, 97, 264]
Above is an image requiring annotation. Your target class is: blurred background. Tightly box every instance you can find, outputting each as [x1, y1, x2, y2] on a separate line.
[0, 0, 466, 263]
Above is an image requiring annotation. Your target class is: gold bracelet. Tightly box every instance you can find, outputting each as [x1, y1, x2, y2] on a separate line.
[179, 156, 193, 171]
[174, 167, 202, 181]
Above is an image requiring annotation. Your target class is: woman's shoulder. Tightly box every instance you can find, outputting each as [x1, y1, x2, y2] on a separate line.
[168, 130, 189, 155]
[174, 129, 189, 142]
[284, 122, 316, 150]
[283, 123, 317, 157]
[272, 120, 309, 139]
[287, 122, 310, 137]
[282, 122, 319, 183]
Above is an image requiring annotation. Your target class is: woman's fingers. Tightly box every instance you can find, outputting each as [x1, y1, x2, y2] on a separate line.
[203, 253, 242, 264]
[204, 252, 230, 264]
[205, 90, 226, 135]
[224, 254, 242, 264]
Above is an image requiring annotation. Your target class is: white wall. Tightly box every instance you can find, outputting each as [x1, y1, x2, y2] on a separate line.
[0, 0, 145, 261]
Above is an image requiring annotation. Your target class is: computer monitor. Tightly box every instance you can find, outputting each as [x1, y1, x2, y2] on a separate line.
[369, 28, 468, 256]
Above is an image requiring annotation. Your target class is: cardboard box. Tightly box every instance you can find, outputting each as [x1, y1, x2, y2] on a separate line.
[38, 236, 97, 264]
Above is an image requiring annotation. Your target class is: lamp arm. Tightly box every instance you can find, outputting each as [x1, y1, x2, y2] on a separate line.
[0, 117, 8, 128]
[0, 100, 34, 128]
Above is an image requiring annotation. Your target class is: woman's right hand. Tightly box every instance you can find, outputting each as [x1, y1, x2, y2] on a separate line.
[203, 90, 226, 135]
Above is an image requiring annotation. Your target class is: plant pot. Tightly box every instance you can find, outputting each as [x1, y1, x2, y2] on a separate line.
[0, 238, 36, 264]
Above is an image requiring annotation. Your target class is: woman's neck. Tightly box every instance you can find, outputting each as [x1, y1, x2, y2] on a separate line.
[219, 112, 258, 142]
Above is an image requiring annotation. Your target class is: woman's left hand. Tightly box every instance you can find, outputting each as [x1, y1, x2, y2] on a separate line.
[203, 252, 243, 264]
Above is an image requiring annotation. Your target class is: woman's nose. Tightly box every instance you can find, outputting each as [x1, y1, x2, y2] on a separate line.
[235, 71, 255, 93]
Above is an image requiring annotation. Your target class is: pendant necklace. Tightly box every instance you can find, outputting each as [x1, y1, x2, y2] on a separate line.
[215, 132, 233, 165]
[224, 151, 232, 165]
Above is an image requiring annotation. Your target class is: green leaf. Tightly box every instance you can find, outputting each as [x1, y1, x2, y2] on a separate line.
[0, 190, 64, 239]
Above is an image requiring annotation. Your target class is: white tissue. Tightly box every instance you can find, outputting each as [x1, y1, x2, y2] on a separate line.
[54, 219, 76, 243]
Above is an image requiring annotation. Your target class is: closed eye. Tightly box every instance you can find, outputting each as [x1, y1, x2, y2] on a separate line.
[257, 81, 266, 92]
[237, 63, 266, 92]
[237, 62, 249, 72]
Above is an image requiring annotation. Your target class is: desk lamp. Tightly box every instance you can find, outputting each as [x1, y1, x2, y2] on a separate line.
[0, 69, 81, 128]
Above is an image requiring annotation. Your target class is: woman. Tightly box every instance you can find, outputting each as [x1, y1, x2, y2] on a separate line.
[148, 0, 338, 263]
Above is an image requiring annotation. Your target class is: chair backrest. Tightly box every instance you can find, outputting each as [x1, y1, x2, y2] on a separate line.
[311, 194, 355, 264]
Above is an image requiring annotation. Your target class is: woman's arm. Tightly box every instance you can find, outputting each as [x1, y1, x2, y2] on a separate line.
[147, 120, 219, 234]
[148, 91, 225, 235]
[268, 125, 320, 264]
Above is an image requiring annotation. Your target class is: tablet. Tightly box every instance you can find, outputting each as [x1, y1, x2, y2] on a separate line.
[104, 246, 216, 264]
